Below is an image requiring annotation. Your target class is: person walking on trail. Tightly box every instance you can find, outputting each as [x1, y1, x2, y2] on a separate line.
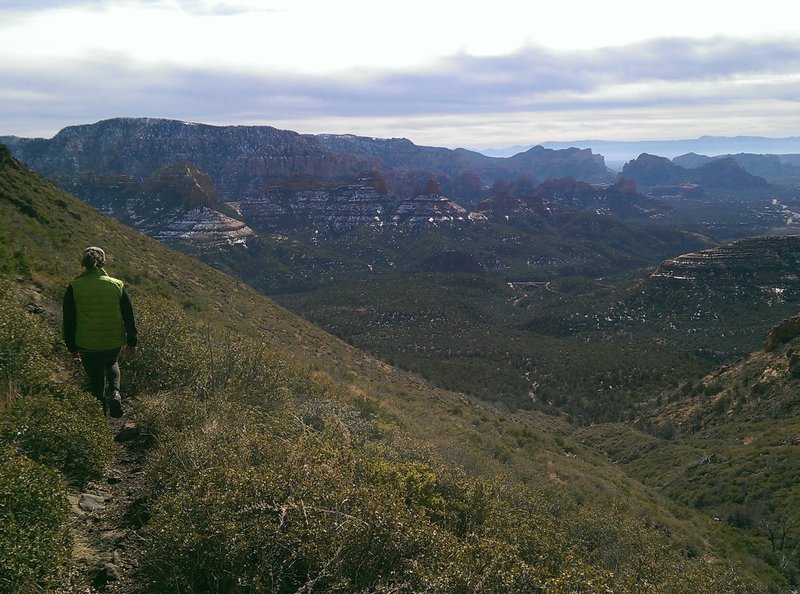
[63, 246, 138, 418]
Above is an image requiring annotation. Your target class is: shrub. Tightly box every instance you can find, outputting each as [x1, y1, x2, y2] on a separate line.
[0, 446, 71, 591]
[138, 407, 466, 592]
[130, 389, 218, 445]
[121, 295, 207, 397]
[134, 383, 760, 593]
[122, 295, 308, 413]
[194, 331, 300, 410]
[0, 282, 54, 392]
[1, 386, 113, 485]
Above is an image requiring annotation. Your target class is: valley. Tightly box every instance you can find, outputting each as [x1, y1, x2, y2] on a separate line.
[4, 119, 800, 426]
[3, 119, 800, 590]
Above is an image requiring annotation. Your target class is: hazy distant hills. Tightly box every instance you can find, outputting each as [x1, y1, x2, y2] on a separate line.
[621, 154, 770, 191]
[673, 152, 800, 184]
[492, 135, 800, 169]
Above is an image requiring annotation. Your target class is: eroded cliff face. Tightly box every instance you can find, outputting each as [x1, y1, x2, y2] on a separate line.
[57, 161, 256, 249]
[150, 205, 254, 248]
[4, 119, 683, 252]
[5, 117, 614, 202]
[649, 236, 800, 299]
[236, 174, 473, 233]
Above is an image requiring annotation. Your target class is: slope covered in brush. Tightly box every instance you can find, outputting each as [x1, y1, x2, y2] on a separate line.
[575, 319, 800, 586]
[0, 143, 773, 591]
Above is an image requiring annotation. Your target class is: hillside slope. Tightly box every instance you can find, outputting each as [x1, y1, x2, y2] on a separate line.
[575, 321, 800, 585]
[0, 143, 776, 591]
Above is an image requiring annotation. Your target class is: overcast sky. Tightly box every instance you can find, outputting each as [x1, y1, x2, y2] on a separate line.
[2, 0, 799, 150]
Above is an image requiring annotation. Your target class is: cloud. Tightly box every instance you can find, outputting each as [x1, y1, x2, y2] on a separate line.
[223, 36, 800, 118]
[2, 34, 800, 145]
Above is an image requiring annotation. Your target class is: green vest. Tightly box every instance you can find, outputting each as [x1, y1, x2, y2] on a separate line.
[70, 268, 127, 351]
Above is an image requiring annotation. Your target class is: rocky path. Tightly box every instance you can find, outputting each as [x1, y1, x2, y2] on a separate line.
[57, 417, 147, 593]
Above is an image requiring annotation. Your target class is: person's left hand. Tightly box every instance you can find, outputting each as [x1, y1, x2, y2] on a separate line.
[124, 346, 137, 360]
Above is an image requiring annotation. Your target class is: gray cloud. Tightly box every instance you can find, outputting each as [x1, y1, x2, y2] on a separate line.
[230, 36, 800, 117]
[2, 35, 800, 141]
[2, 0, 111, 9]
[1, 0, 281, 17]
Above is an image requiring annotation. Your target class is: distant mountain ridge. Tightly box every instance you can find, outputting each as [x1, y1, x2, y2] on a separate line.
[621, 154, 769, 191]
[496, 136, 800, 167]
[673, 152, 800, 184]
[0, 117, 614, 206]
[3, 117, 687, 252]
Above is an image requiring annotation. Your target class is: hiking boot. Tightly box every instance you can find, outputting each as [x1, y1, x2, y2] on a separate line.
[108, 390, 123, 418]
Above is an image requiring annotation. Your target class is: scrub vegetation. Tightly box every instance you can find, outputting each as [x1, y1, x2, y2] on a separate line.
[0, 143, 789, 591]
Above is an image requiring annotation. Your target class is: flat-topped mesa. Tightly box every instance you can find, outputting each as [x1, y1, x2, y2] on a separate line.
[3, 117, 615, 204]
[649, 236, 800, 289]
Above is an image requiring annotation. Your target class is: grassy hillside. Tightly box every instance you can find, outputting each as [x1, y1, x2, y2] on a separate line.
[575, 334, 800, 585]
[0, 143, 779, 591]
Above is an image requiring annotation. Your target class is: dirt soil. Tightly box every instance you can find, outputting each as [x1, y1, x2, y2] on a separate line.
[56, 414, 149, 593]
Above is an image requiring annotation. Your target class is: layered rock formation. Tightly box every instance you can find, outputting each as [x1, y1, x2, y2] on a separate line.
[3, 117, 614, 204]
[476, 177, 666, 222]
[236, 173, 472, 233]
[649, 236, 800, 297]
[150, 205, 253, 248]
[59, 161, 255, 249]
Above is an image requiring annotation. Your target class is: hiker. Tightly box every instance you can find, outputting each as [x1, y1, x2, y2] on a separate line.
[63, 246, 138, 417]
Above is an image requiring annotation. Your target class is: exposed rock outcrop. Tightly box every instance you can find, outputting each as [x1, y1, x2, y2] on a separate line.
[649, 236, 800, 296]
[237, 173, 471, 233]
[765, 315, 800, 352]
[3, 117, 614, 205]
[476, 177, 666, 222]
[150, 205, 254, 248]
[55, 162, 255, 249]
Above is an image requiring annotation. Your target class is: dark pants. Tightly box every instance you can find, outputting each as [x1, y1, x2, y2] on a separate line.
[80, 347, 122, 412]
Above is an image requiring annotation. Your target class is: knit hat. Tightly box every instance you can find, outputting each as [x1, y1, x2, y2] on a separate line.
[81, 246, 106, 268]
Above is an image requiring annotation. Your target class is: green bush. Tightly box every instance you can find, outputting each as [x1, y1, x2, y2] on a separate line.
[0, 282, 54, 392]
[122, 295, 306, 413]
[138, 408, 462, 592]
[192, 331, 302, 410]
[121, 295, 207, 397]
[0, 446, 71, 591]
[1, 387, 113, 485]
[134, 390, 758, 593]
